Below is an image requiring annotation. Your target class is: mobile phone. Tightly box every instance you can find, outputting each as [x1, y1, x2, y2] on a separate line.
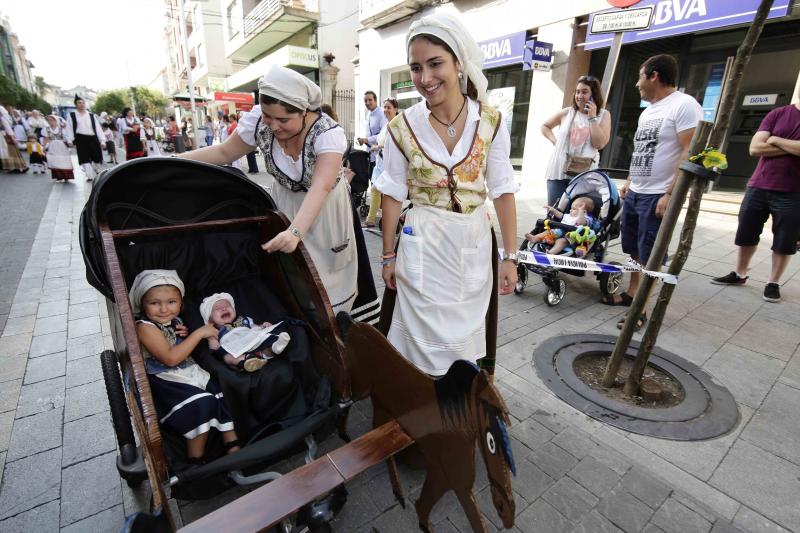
[584, 96, 593, 112]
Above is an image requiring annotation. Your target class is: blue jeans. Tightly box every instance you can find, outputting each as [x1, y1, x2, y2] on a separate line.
[547, 179, 570, 207]
[205, 135, 213, 147]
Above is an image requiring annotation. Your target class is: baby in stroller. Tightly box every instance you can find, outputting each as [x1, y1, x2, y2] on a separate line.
[524, 197, 597, 256]
[200, 292, 291, 373]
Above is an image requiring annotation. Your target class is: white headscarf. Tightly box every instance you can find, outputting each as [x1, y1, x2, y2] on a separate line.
[257, 64, 322, 112]
[129, 270, 185, 316]
[406, 12, 488, 102]
[199, 292, 235, 325]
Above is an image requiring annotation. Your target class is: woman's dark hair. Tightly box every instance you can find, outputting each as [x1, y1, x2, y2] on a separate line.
[320, 103, 338, 121]
[259, 94, 304, 114]
[408, 34, 478, 101]
[572, 75, 605, 111]
[384, 98, 399, 110]
[641, 54, 679, 87]
[121, 107, 131, 117]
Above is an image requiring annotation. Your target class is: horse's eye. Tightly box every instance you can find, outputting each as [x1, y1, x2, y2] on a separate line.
[485, 431, 496, 454]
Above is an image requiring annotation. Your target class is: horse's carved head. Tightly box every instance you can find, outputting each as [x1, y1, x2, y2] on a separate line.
[474, 372, 516, 529]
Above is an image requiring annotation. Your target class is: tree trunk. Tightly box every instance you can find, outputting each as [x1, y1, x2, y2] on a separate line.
[601, 123, 711, 388]
[620, 0, 775, 395]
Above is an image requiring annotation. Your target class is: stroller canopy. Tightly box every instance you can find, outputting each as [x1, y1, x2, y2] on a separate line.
[558, 170, 620, 224]
[80, 157, 277, 300]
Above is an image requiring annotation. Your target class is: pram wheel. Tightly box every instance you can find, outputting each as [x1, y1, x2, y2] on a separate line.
[101, 350, 147, 488]
[514, 264, 527, 294]
[598, 261, 623, 295]
[544, 279, 566, 306]
[358, 203, 369, 218]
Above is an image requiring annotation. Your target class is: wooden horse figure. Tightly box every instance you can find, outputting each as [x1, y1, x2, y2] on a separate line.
[338, 313, 516, 532]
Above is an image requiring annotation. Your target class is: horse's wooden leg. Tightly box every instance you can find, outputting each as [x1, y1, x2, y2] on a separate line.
[454, 488, 487, 533]
[386, 456, 406, 508]
[415, 465, 449, 533]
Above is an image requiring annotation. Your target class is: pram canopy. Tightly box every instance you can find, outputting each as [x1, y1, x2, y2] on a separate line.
[80, 157, 277, 300]
[554, 170, 620, 227]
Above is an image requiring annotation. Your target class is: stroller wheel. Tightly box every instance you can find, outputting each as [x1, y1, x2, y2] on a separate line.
[599, 261, 623, 295]
[358, 203, 369, 218]
[514, 265, 527, 294]
[544, 279, 567, 306]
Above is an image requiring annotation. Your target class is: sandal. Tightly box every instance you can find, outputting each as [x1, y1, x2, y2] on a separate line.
[601, 292, 633, 306]
[617, 312, 647, 331]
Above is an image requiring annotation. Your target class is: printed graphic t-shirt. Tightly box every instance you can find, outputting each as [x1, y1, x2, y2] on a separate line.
[629, 90, 703, 194]
[748, 104, 800, 192]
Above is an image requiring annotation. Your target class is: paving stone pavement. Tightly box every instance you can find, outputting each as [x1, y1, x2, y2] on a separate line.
[0, 164, 798, 532]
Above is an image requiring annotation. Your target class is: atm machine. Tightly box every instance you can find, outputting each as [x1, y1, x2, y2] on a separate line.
[722, 92, 790, 190]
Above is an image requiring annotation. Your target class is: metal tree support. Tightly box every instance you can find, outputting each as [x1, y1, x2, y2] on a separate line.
[603, 0, 776, 394]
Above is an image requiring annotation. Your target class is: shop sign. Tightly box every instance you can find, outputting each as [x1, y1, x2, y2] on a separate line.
[479, 31, 527, 69]
[235, 102, 254, 111]
[742, 94, 778, 107]
[287, 46, 319, 69]
[213, 91, 254, 104]
[585, 0, 792, 50]
[590, 6, 653, 33]
[523, 40, 553, 72]
[391, 80, 415, 90]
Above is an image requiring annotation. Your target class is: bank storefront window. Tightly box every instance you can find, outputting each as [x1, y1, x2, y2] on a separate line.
[486, 67, 532, 166]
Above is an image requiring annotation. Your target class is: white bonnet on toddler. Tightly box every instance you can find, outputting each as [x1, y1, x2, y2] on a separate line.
[200, 293, 235, 324]
[129, 270, 185, 316]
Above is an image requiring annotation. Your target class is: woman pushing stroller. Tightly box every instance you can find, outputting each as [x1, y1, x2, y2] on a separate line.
[182, 65, 375, 317]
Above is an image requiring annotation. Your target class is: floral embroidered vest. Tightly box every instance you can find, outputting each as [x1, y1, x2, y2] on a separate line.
[256, 112, 341, 192]
[387, 103, 501, 214]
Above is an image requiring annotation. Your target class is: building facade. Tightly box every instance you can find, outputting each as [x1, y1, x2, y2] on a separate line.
[0, 13, 35, 92]
[357, 0, 800, 196]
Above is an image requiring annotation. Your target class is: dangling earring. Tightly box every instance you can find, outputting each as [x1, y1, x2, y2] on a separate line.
[458, 72, 464, 80]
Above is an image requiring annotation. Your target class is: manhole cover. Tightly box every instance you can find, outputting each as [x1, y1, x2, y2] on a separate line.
[534, 334, 739, 440]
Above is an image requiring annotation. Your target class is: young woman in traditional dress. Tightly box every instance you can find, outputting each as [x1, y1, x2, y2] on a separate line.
[121, 108, 146, 160]
[0, 105, 29, 173]
[42, 115, 75, 182]
[181, 65, 377, 319]
[375, 12, 519, 376]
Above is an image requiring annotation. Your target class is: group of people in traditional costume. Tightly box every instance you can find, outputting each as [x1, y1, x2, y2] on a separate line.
[182, 11, 516, 377]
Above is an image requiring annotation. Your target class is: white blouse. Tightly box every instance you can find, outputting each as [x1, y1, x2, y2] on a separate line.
[236, 107, 347, 182]
[374, 98, 518, 202]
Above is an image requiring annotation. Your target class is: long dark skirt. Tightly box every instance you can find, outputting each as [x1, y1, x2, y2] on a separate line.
[147, 373, 234, 439]
[124, 132, 145, 160]
[74, 133, 103, 165]
[348, 195, 380, 324]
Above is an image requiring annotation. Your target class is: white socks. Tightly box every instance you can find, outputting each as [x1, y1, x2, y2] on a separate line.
[271, 332, 291, 355]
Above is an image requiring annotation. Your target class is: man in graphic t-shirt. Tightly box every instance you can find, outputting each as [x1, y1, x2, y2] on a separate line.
[603, 55, 703, 326]
[711, 97, 800, 303]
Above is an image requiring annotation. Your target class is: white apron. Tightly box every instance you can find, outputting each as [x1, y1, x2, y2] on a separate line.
[271, 177, 358, 312]
[389, 205, 493, 376]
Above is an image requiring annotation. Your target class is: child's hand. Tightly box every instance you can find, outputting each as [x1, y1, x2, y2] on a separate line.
[198, 323, 219, 339]
[175, 323, 189, 337]
[208, 337, 220, 350]
[260, 321, 272, 328]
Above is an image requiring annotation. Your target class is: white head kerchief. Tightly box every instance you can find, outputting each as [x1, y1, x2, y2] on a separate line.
[406, 12, 487, 102]
[257, 64, 322, 112]
[129, 270, 185, 316]
[199, 292, 235, 325]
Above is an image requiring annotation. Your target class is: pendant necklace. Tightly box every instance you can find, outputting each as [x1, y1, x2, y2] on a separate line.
[429, 96, 467, 138]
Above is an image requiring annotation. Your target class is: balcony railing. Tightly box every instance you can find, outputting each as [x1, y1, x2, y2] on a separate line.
[243, 0, 319, 37]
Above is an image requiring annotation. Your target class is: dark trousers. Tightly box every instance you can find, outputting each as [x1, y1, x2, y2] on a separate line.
[246, 151, 259, 173]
